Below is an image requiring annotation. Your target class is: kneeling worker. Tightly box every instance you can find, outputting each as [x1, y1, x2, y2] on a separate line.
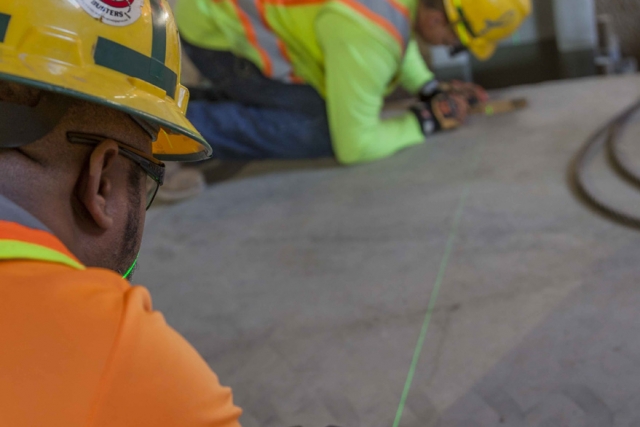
[0, 0, 241, 425]
[174, 0, 531, 163]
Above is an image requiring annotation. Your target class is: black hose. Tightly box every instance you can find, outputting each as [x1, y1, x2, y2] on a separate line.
[606, 121, 640, 190]
[570, 99, 640, 229]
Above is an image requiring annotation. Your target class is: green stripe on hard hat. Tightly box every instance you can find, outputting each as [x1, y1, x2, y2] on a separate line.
[93, 0, 177, 99]
[0, 13, 9, 43]
[453, 0, 477, 38]
[94, 38, 178, 99]
[149, 0, 167, 66]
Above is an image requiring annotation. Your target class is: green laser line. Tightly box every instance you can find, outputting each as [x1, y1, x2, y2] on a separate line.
[123, 255, 138, 280]
[392, 182, 472, 427]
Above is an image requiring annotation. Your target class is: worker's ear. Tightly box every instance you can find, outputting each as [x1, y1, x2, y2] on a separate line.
[78, 140, 120, 230]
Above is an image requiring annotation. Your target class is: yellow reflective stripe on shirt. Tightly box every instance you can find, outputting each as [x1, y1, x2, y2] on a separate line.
[0, 239, 85, 270]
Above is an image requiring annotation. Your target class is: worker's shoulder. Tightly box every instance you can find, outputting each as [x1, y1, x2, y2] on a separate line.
[0, 259, 156, 323]
[0, 260, 174, 385]
[0, 262, 244, 426]
[316, 4, 406, 55]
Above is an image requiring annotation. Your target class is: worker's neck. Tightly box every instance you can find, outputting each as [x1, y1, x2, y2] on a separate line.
[0, 162, 81, 257]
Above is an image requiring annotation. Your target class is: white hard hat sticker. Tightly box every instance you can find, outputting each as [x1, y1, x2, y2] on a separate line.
[77, 0, 144, 26]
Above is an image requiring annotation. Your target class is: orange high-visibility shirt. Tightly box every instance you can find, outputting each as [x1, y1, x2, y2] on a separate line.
[0, 196, 242, 427]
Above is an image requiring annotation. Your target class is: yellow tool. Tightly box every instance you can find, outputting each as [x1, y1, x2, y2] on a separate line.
[469, 98, 528, 116]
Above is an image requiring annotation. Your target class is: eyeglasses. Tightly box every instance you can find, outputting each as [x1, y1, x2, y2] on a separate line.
[67, 132, 165, 210]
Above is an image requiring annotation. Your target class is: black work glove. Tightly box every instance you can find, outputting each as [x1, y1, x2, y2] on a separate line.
[410, 92, 468, 136]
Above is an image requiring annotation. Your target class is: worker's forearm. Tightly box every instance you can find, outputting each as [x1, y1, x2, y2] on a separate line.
[398, 39, 435, 94]
[331, 113, 425, 164]
[318, 13, 427, 164]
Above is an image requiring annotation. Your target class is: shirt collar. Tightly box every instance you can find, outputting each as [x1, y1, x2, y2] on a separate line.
[0, 194, 50, 231]
[0, 195, 84, 270]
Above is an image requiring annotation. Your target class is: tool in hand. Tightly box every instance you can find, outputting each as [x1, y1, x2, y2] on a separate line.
[469, 98, 529, 116]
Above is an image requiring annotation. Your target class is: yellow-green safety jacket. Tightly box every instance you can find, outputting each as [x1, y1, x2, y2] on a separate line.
[175, 0, 434, 164]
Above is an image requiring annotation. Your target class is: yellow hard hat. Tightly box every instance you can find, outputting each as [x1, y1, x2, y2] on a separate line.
[443, 0, 532, 60]
[0, 0, 211, 161]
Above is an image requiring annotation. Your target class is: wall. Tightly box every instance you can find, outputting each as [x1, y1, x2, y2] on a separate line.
[500, 0, 555, 47]
[595, 0, 640, 63]
[553, 0, 597, 51]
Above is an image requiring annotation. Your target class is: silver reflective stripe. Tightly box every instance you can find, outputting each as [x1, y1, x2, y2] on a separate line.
[0, 195, 50, 232]
[236, 0, 409, 82]
[237, 0, 294, 81]
[355, 0, 411, 49]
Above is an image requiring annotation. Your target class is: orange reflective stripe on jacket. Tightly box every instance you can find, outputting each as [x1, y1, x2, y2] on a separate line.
[230, 0, 411, 82]
[231, 0, 297, 81]
[336, 0, 410, 50]
[0, 220, 84, 270]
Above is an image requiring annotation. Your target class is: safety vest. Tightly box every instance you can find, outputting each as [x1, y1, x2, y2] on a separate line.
[176, 0, 414, 91]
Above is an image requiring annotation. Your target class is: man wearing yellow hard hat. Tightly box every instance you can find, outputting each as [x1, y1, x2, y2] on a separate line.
[0, 0, 241, 424]
[174, 0, 531, 164]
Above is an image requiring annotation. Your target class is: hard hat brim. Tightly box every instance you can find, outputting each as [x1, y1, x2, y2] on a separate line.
[468, 39, 497, 61]
[0, 62, 212, 162]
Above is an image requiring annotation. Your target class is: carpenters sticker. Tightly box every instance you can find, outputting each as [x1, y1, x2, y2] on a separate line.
[77, 0, 144, 26]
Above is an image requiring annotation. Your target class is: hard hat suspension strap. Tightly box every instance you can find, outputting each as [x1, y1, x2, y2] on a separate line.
[0, 94, 72, 148]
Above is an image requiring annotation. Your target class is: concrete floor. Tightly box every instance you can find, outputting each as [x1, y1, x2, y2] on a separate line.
[137, 75, 640, 427]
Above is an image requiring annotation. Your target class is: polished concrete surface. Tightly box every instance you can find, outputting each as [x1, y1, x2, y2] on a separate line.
[137, 75, 640, 427]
